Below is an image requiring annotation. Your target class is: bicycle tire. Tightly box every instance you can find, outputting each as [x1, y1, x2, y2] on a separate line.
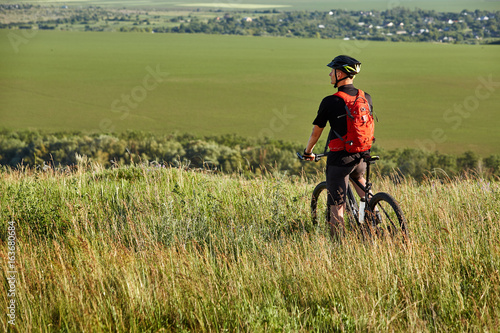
[311, 182, 358, 228]
[367, 192, 407, 240]
[311, 182, 327, 226]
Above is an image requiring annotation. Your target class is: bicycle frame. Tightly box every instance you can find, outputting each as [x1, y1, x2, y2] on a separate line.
[346, 155, 379, 225]
[350, 155, 378, 201]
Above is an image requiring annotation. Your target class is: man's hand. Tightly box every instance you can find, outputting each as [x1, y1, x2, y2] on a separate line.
[303, 149, 316, 161]
[304, 153, 316, 161]
[303, 125, 324, 161]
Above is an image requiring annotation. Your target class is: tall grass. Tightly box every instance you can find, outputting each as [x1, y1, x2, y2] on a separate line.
[1, 163, 499, 332]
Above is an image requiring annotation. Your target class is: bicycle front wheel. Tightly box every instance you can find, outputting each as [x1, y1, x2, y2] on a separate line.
[311, 182, 357, 228]
[367, 192, 407, 241]
[311, 182, 328, 226]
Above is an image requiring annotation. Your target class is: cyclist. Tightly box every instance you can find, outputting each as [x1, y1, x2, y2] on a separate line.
[303, 55, 373, 240]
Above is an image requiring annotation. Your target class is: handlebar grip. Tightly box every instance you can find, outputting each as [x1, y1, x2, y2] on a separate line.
[297, 152, 324, 162]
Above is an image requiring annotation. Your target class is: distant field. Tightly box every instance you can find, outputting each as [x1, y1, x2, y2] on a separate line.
[2, 0, 499, 12]
[1, 30, 499, 155]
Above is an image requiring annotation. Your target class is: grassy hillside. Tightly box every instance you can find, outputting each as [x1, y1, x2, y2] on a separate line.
[1, 30, 499, 155]
[2, 0, 499, 12]
[1, 164, 499, 331]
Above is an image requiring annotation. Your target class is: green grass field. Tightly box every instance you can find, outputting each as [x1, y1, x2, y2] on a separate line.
[1, 30, 499, 155]
[1, 164, 499, 331]
[3, 0, 499, 12]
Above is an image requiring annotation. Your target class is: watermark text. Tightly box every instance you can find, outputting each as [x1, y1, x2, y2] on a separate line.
[7, 221, 17, 326]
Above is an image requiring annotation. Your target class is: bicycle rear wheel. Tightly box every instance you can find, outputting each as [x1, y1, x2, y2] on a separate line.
[311, 182, 357, 228]
[367, 192, 407, 241]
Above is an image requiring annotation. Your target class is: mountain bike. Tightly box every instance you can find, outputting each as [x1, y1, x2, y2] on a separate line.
[297, 152, 407, 241]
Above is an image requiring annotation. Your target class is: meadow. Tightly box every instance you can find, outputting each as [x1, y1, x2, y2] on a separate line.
[0, 163, 499, 331]
[2, 0, 499, 12]
[1, 30, 499, 155]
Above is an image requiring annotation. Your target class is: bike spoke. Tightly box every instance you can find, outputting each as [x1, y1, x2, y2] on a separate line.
[368, 192, 407, 241]
[379, 204, 398, 232]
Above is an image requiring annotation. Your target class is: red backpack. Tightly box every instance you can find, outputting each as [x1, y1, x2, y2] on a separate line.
[328, 90, 375, 153]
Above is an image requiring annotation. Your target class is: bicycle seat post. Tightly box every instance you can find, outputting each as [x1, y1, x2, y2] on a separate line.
[363, 155, 378, 200]
[366, 160, 371, 186]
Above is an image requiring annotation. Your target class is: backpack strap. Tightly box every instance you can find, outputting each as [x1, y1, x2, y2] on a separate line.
[332, 129, 344, 141]
[323, 129, 331, 154]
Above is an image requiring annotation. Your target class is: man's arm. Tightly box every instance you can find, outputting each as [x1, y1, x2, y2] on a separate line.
[304, 125, 324, 160]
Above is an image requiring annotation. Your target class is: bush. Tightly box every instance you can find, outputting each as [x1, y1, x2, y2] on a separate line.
[0, 129, 496, 180]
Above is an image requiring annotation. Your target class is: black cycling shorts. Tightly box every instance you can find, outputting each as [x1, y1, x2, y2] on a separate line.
[325, 158, 367, 206]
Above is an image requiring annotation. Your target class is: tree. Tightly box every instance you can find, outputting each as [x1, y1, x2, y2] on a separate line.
[457, 151, 479, 171]
[484, 155, 500, 176]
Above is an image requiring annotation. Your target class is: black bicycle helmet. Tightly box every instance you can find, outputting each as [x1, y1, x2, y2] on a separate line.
[327, 55, 361, 77]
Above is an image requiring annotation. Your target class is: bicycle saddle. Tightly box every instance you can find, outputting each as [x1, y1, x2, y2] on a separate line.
[364, 155, 380, 163]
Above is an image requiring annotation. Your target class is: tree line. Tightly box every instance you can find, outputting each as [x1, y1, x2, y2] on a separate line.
[1, 5, 498, 44]
[166, 8, 499, 43]
[1, 130, 499, 180]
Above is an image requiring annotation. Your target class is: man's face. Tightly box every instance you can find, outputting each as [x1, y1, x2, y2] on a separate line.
[329, 69, 335, 85]
[329, 69, 343, 85]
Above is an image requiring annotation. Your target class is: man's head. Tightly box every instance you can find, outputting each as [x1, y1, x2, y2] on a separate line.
[327, 55, 361, 88]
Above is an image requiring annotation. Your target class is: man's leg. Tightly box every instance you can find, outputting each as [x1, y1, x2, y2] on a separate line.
[326, 164, 353, 241]
[352, 177, 366, 198]
[329, 203, 346, 240]
[327, 158, 368, 240]
[350, 159, 368, 198]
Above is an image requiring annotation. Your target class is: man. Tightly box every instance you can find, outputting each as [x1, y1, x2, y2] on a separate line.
[303, 55, 373, 239]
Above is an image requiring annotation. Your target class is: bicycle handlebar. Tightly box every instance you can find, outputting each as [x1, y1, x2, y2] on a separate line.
[297, 152, 380, 164]
[296, 152, 326, 162]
